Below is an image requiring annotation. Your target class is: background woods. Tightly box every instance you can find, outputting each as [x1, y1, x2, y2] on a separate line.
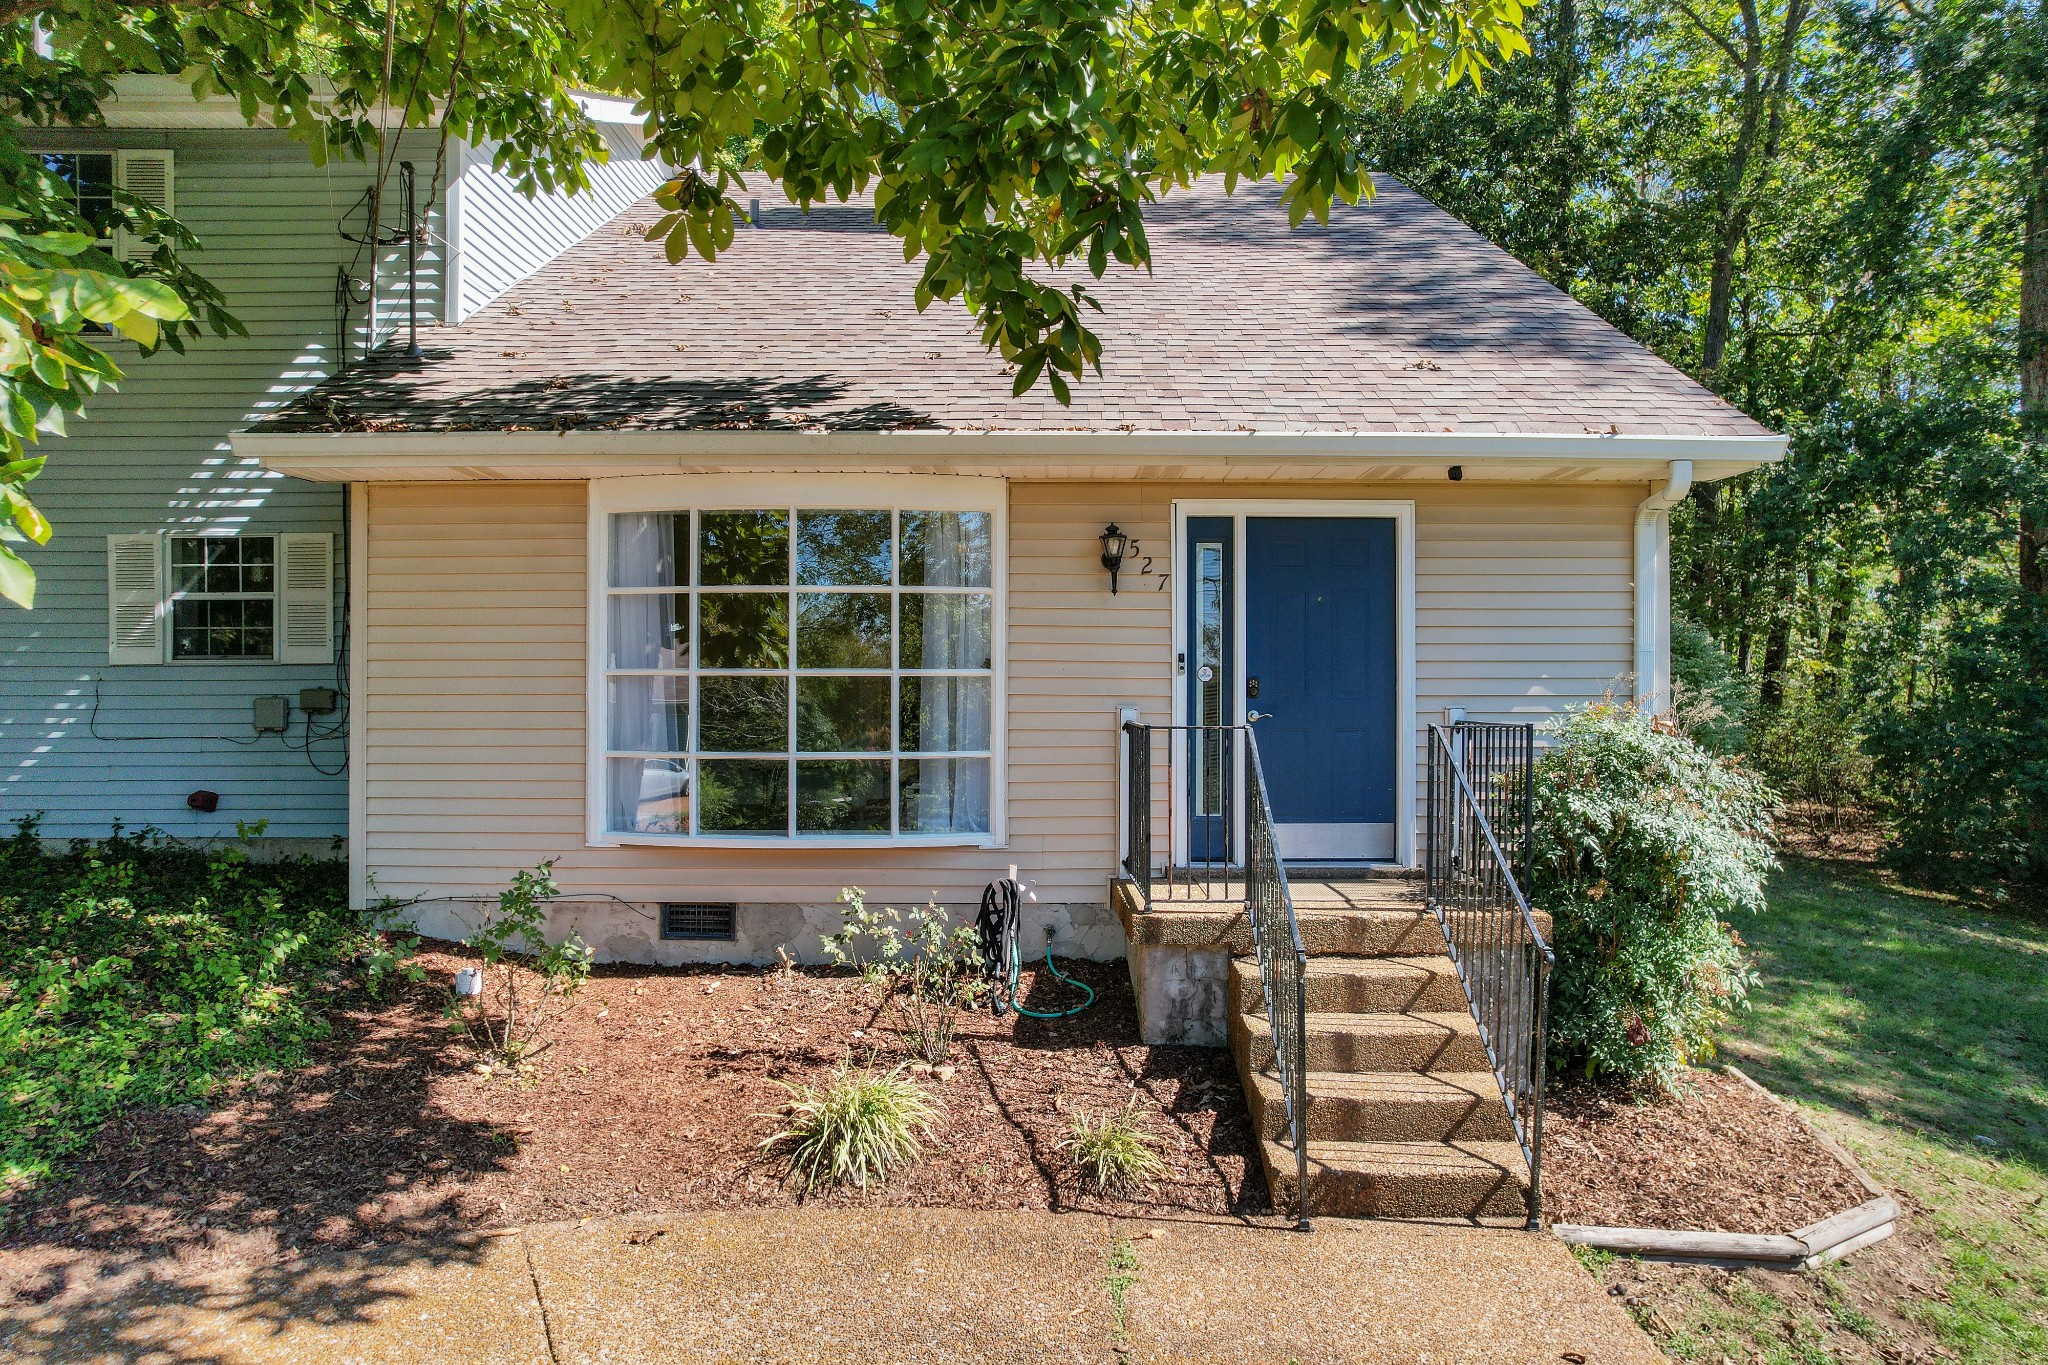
[1352, 0, 2048, 895]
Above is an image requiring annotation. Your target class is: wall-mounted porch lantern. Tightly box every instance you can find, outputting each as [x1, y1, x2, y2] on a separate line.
[1099, 523, 1130, 594]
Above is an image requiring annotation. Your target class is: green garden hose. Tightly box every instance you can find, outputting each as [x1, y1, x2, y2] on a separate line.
[980, 877, 1095, 1019]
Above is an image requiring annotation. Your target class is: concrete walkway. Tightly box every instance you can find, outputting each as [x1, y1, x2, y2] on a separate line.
[1, 1209, 1661, 1364]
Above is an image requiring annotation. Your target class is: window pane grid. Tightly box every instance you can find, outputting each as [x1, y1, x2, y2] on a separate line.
[602, 507, 994, 839]
[167, 535, 278, 661]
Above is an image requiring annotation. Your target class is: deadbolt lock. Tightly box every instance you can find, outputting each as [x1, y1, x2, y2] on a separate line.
[1246, 677, 1261, 698]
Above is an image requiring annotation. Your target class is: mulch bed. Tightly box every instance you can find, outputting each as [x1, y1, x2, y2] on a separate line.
[1542, 1067, 1873, 1233]
[0, 946, 1262, 1305]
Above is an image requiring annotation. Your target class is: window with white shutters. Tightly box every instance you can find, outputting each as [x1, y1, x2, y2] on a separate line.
[105, 532, 332, 665]
[31, 150, 174, 264]
[113, 149, 174, 264]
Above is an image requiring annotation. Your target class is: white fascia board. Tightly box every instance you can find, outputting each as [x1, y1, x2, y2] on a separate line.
[232, 427, 1787, 483]
[93, 75, 439, 129]
[572, 91, 648, 126]
[94, 75, 642, 131]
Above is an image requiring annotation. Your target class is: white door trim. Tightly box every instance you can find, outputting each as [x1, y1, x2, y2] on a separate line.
[1169, 499, 1418, 867]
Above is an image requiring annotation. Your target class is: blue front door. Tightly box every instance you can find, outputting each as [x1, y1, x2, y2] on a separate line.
[1243, 517, 1398, 861]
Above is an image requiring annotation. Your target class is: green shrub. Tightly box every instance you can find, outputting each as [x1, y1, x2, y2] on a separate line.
[1749, 673, 1874, 823]
[447, 860, 593, 1068]
[1061, 1100, 1167, 1195]
[0, 819, 385, 1186]
[820, 888, 989, 1064]
[1530, 704, 1777, 1089]
[762, 1063, 937, 1191]
[1669, 615, 1752, 755]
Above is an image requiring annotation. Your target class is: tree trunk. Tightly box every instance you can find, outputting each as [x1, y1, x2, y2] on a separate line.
[2022, 96, 2047, 598]
[1697, 0, 1811, 384]
[1758, 614, 1792, 710]
[1688, 482, 1720, 605]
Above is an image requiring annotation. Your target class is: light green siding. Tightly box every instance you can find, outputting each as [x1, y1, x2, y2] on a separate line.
[4, 116, 661, 842]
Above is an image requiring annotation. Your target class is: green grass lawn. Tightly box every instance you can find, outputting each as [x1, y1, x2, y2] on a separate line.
[1619, 854, 2048, 1363]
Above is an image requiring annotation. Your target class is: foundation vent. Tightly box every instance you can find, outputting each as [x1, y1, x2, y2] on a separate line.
[661, 902, 737, 942]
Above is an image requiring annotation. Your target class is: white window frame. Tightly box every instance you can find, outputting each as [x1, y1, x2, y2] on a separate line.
[586, 473, 1009, 849]
[166, 532, 280, 662]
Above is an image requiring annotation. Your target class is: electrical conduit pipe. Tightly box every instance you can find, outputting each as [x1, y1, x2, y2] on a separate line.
[1634, 460, 1693, 714]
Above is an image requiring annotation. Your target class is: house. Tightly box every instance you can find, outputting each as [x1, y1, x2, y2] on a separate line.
[0, 79, 667, 846]
[43, 160, 1791, 1221]
[232, 176, 1779, 945]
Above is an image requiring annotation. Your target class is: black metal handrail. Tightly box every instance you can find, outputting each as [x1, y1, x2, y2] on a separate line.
[1119, 720, 1311, 1225]
[1119, 721, 1245, 906]
[1244, 729, 1312, 1228]
[1424, 722, 1553, 1228]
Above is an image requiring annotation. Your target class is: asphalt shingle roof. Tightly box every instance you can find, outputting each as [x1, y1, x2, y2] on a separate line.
[258, 176, 1769, 438]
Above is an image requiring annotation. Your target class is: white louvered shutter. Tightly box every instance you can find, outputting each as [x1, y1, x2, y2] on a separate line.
[276, 533, 335, 664]
[113, 149, 174, 264]
[106, 533, 165, 664]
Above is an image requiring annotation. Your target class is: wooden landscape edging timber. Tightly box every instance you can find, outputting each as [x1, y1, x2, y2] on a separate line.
[1550, 1066, 1900, 1270]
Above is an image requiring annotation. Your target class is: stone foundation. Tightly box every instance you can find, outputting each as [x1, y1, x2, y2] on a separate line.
[1123, 942, 1230, 1047]
[395, 895, 1126, 968]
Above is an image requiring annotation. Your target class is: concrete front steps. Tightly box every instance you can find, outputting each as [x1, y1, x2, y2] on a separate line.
[1216, 876, 1534, 1223]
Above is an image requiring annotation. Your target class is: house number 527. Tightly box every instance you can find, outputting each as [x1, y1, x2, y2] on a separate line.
[1121, 539, 1166, 591]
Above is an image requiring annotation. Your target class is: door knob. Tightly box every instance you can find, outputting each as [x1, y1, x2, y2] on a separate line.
[1247, 710, 1273, 724]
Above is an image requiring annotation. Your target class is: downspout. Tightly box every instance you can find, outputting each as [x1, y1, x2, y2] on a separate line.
[1633, 460, 1693, 714]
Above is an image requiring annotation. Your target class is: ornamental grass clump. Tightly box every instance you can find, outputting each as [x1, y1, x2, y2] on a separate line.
[763, 1063, 938, 1191]
[1061, 1100, 1168, 1195]
[1531, 702, 1777, 1090]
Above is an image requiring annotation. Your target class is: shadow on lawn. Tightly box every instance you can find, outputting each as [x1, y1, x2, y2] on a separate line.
[0, 977, 515, 1309]
[1729, 855, 2048, 1169]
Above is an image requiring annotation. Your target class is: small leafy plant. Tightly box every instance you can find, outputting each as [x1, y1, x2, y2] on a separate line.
[821, 888, 989, 1064]
[0, 819, 369, 1185]
[762, 1062, 938, 1191]
[1062, 1099, 1168, 1195]
[449, 860, 593, 1069]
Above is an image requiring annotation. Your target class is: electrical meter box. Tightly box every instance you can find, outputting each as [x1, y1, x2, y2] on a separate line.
[252, 695, 289, 734]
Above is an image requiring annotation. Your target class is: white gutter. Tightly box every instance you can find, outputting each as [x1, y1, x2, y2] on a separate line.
[232, 427, 1786, 481]
[1634, 460, 1694, 714]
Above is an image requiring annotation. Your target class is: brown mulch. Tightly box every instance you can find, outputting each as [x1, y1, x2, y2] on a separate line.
[1774, 800, 1888, 865]
[0, 946, 1261, 1306]
[1542, 1068, 1873, 1233]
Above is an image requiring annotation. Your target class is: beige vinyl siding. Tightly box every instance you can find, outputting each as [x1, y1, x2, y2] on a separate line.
[358, 477, 1635, 914]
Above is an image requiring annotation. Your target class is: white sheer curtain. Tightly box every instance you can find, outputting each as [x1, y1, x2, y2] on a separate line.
[905, 511, 992, 833]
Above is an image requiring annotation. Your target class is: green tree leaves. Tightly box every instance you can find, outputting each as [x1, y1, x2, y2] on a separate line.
[1, 0, 1531, 607]
[0, 209, 190, 606]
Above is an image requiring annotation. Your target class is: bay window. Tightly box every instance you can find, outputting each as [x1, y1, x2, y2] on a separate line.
[596, 490, 1001, 842]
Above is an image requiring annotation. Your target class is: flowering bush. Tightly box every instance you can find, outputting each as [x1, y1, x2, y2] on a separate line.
[1531, 704, 1777, 1089]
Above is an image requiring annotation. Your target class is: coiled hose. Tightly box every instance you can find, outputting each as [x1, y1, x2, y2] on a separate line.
[977, 878, 1095, 1019]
